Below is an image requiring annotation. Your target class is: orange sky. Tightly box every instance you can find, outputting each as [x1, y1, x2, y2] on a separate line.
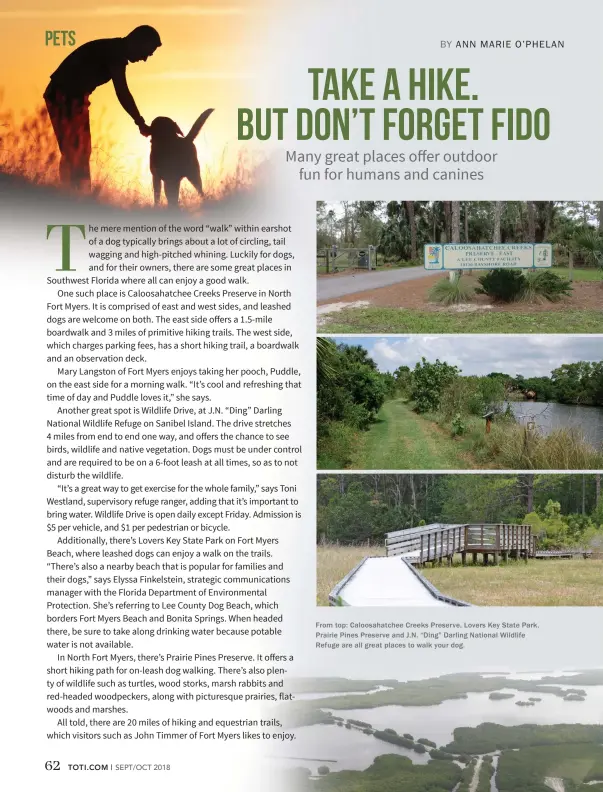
[0, 1, 262, 197]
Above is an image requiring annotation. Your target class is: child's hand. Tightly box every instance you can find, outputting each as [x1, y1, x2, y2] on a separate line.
[137, 121, 152, 137]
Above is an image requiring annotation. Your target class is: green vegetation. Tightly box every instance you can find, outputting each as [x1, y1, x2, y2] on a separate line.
[285, 678, 397, 694]
[498, 743, 603, 791]
[457, 759, 478, 792]
[521, 270, 573, 301]
[348, 399, 476, 470]
[372, 729, 416, 750]
[320, 308, 603, 334]
[552, 266, 603, 281]
[429, 275, 476, 305]
[317, 340, 394, 468]
[317, 474, 603, 550]
[420, 557, 603, 606]
[300, 754, 463, 792]
[457, 756, 494, 792]
[477, 269, 526, 301]
[444, 723, 603, 754]
[523, 499, 602, 549]
[317, 201, 603, 269]
[283, 671, 603, 728]
[317, 344, 603, 470]
[474, 269, 573, 303]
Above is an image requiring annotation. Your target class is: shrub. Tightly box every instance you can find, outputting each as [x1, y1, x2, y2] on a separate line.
[521, 270, 572, 302]
[477, 269, 525, 302]
[428, 276, 475, 305]
[316, 421, 359, 470]
[411, 357, 460, 413]
[451, 413, 467, 436]
[341, 401, 374, 431]
[317, 766, 330, 776]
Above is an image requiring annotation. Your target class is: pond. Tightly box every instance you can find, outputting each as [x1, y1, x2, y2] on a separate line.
[276, 684, 603, 774]
[506, 402, 603, 446]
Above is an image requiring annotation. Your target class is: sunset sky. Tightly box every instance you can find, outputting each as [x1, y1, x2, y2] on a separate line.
[0, 1, 263, 196]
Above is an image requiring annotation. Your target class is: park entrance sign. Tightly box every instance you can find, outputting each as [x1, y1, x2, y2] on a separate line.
[424, 243, 553, 271]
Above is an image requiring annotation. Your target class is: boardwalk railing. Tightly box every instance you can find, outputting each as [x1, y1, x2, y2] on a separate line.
[386, 523, 467, 564]
[386, 522, 535, 566]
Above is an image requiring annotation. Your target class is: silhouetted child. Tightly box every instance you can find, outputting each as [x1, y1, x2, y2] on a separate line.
[44, 25, 161, 188]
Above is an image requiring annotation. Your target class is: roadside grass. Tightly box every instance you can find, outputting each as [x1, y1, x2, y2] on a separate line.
[319, 308, 603, 333]
[316, 543, 385, 606]
[421, 557, 603, 606]
[552, 267, 603, 282]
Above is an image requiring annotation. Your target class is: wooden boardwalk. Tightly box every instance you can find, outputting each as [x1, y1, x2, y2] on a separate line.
[386, 523, 534, 566]
[329, 523, 593, 607]
[329, 556, 470, 607]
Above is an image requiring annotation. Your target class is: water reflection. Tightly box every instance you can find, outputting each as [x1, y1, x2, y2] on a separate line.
[506, 402, 603, 445]
[277, 685, 603, 774]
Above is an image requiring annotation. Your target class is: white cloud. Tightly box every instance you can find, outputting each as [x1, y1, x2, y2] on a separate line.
[349, 336, 603, 377]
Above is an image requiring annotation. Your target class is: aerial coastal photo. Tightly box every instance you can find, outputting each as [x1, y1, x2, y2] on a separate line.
[271, 669, 603, 791]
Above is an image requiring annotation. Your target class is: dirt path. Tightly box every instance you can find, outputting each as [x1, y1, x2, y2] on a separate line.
[349, 399, 477, 470]
[469, 756, 484, 792]
[318, 273, 603, 312]
[317, 265, 435, 301]
[544, 778, 565, 792]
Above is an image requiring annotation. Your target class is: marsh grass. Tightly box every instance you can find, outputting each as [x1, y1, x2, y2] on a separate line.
[316, 542, 385, 606]
[422, 557, 603, 606]
[316, 545, 603, 606]
[427, 410, 603, 470]
[484, 424, 603, 469]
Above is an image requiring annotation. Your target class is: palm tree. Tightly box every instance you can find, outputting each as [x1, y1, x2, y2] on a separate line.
[493, 201, 503, 243]
[406, 201, 417, 260]
[573, 227, 603, 269]
[317, 338, 338, 387]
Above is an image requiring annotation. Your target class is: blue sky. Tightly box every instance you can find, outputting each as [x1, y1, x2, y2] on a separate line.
[329, 336, 603, 377]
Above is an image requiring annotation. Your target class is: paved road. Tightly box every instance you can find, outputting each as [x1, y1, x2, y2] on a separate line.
[318, 266, 437, 301]
[336, 557, 451, 607]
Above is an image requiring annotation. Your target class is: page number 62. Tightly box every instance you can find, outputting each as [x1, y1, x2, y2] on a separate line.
[45, 761, 60, 771]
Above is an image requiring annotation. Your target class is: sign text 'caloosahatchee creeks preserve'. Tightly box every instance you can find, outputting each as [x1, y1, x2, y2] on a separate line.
[424, 243, 553, 270]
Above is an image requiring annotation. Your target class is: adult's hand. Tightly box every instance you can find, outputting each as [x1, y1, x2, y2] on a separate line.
[138, 121, 152, 137]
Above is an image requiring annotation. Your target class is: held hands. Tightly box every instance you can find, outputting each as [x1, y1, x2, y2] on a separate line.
[137, 120, 152, 137]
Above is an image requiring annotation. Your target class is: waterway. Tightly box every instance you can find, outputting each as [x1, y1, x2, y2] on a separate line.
[275, 682, 603, 775]
[507, 402, 603, 446]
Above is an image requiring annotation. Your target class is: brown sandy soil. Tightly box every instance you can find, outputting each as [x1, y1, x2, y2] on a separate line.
[317, 273, 603, 313]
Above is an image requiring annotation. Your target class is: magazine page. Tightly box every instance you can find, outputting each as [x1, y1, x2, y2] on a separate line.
[2, 1, 602, 791]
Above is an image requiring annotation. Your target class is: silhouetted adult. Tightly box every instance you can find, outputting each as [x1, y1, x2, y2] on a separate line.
[44, 25, 161, 188]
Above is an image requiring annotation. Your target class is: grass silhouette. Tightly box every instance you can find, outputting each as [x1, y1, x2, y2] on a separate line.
[0, 97, 257, 209]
